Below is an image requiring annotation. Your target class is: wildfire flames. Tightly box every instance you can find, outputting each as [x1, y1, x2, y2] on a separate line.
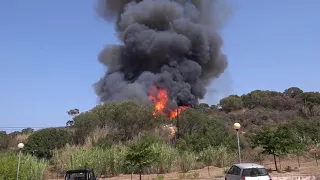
[149, 85, 190, 119]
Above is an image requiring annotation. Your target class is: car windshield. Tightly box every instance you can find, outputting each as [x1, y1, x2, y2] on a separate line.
[242, 168, 268, 177]
[65, 172, 86, 180]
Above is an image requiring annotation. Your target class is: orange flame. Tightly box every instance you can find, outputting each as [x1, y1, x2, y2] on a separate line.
[168, 106, 190, 119]
[149, 85, 190, 120]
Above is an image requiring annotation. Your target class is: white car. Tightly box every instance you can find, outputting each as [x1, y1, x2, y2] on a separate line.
[225, 163, 271, 180]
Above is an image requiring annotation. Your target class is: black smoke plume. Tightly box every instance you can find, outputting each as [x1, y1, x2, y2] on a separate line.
[94, 0, 228, 108]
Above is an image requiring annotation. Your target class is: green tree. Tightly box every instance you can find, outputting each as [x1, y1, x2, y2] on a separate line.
[268, 96, 296, 110]
[95, 132, 125, 149]
[91, 102, 118, 128]
[286, 120, 320, 145]
[178, 109, 230, 152]
[275, 125, 306, 169]
[242, 90, 282, 109]
[249, 125, 302, 171]
[25, 128, 71, 159]
[124, 139, 160, 180]
[283, 87, 303, 98]
[72, 111, 100, 145]
[219, 95, 243, 113]
[94, 101, 166, 141]
[21, 128, 34, 134]
[301, 92, 320, 116]
[195, 103, 212, 113]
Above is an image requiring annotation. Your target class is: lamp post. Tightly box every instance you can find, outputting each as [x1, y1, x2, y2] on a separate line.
[16, 143, 24, 180]
[233, 123, 241, 163]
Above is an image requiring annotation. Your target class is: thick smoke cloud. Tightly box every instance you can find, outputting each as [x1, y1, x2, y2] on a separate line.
[94, 0, 228, 108]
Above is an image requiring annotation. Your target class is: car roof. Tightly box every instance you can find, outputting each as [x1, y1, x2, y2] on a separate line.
[233, 163, 265, 169]
[66, 169, 91, 173]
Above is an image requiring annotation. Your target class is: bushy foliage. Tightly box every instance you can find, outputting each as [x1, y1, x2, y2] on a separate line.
[177, 109, 231, 152]
[219, 95, 244, 112]
[95, 132, 125, 149]
[25, 128, 71, 159]
[0, 153, 48, 179]
[247, 121, 315, 171]
[124, 135, 161, 179]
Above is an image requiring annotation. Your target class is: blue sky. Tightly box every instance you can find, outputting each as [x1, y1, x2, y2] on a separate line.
[0, 0, 319, 131]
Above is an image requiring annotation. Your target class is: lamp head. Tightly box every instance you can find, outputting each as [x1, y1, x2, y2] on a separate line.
[18, 143, 24, 149]
[233, 123, 241, 131]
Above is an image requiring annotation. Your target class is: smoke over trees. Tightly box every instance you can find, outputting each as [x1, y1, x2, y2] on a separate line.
[94, 0, 228, 108]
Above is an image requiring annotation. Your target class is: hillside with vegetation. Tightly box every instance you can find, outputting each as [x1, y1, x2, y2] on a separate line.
[1, 87, 320, 179]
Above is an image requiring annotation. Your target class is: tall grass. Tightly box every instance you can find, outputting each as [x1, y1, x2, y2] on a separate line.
[148, 143, 179, 174]
[53, 143, 237, 177]
[179, 151, 197, 173]
[201, 146, 235, 168]
[53, 145, 127, 177]
[0, 153, 48, 180]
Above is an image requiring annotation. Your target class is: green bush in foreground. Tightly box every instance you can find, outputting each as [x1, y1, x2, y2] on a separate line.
[0, 153, 48, 180]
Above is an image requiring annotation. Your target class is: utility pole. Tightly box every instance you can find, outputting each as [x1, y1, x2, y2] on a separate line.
[176, 108, 180, 140]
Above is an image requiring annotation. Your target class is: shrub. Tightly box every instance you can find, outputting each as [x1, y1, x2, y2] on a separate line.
[179, 151, 196, 173]
[212, 146, 235, 168]
[95, 132, 125, 149]
[124, 138, 160, 179]
[25, 128, 71, 159]
[0, 153, 48, 180]
[177, 112, 230, 152]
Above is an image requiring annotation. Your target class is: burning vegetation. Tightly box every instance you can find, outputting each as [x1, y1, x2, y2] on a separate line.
[149, 85, 190, 119]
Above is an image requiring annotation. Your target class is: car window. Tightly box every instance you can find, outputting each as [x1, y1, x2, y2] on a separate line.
[233, 166, 241, 175]
[242, 168, 268, 177]
[66, 172, 87, 180]
[227, 166, 235, 174]
[227, 166, 241, 175]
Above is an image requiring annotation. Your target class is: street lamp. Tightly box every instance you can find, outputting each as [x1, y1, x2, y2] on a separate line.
[233, 123, 241, 163]
[16, 143, 24, 180]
